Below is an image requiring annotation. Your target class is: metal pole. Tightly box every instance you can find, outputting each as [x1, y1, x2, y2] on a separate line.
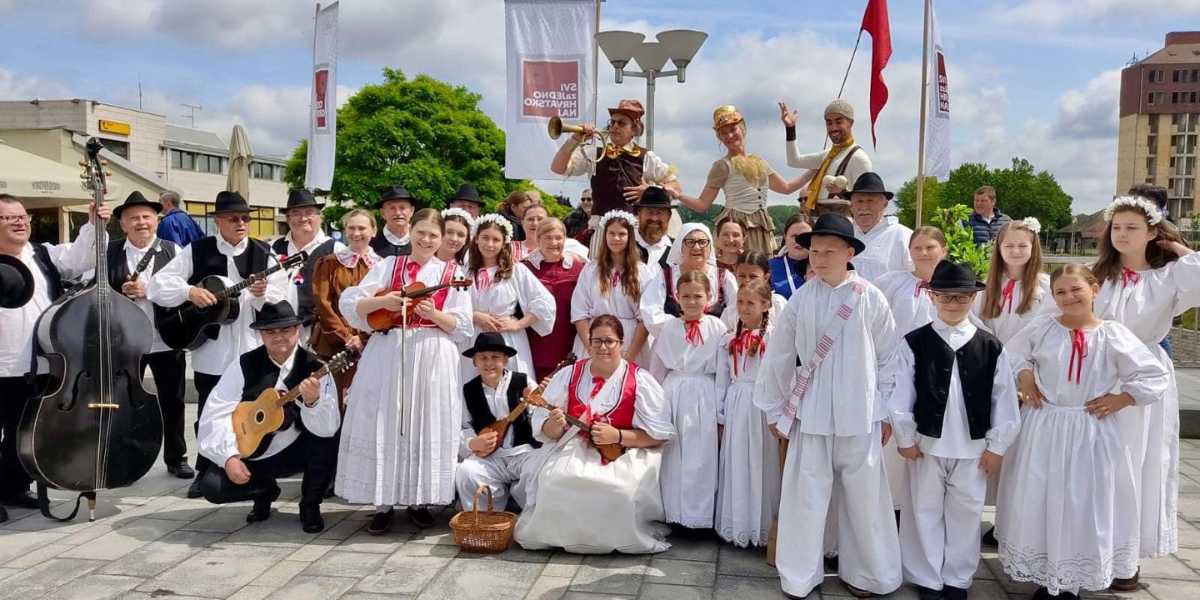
[645, 71, 656, 151]
[915, 0, 932, 228]
[592, 0, 601, 126]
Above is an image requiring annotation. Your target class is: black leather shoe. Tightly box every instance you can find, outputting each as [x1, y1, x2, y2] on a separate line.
[300, 505, 325, 534]
[246, 484, 281, 523]
[981, 526, 998, 547]
[186, 478, 204, 499]
[1, 490, 39, 509]
[943, 585, 968, 600]
[0, 503, 8, 523]
[367, 507, 394, 535]
[1033, 588, 1053, 600]
[406, 506, 435, 529]
[167, 463, 195, 479]
[824, 554, 839, 573]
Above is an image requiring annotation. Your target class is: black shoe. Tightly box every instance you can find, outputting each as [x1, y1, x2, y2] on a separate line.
[0, 490, 39, 509]
[943, 585, 968, 600]
[1033, 588, 1053, 600]
[917, 585, 941, 600]
[246, 484, 281, 523]
[407, 506, 435, 529]
[167, 462, 195, 479]
[368, 507, 394, 535]
[300, 504, 324, 534]
[0, 503, 8, 523]
[1110, 568, 1140, 591]
[981, 526, 998, 547]
[186, 478, 204, 499]
[824, 554, 839, 573]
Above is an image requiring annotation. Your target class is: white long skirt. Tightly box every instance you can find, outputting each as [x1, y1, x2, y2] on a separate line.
[716, 380, 781, 547]
[337, 327, 462, 507]
[515, 436, 671, 554]
[660, 371, 719, 528]
[995, 404, 1139, 594]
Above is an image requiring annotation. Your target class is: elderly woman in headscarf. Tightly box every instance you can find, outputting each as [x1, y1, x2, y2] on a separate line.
[639, 223, 739, 338]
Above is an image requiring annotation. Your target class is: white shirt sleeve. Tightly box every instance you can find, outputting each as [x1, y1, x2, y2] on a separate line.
[887, 343, 919, 448]
[54, 223, 98, 280]
[514, 263, 556, 337]
[643, 151, 678, 184]
[631, 368, 675, 442]
[531, 367, 573, 444]
[197, 360, 246, 467]
[984, 348, 1021, 456]
[339, 257, 392, 332]
[441, 277, 475, 343]
[1109, 324, 1171, 406]
[147, 244, 196, 308]
[870, 294, 900, 423]
[250, 251, 290, 311]
[785, 144, 827, 170]
[639, 268, 671, 338]
[298, 373, 341, 437]
[459, 390, 477, 460]
[570, 264, 597, 323]
[715, 335, 733, 425]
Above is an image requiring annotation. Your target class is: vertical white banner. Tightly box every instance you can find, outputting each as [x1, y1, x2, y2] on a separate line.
[306, 2, 338, 191]
[925, 3, 951, 181]
[504, 0, 596, 181]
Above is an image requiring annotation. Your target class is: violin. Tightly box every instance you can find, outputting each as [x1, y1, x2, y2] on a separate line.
[366, 278, 472, 331]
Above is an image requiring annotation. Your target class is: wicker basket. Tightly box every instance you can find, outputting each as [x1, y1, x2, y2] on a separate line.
[449, 485, 517, 554]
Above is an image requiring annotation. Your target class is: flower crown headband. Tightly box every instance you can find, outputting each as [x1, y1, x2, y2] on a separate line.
[597, 210, 638, 233]
[1104, 196, 1162, 226]
[1018, 216, 1041, 235]
[440, 207, 476, 228]
[472, 213, 514, 240]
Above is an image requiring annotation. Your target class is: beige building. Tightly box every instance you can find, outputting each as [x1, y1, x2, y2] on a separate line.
[1117, 32, 1200, 221]
[0, 99, 291, 242]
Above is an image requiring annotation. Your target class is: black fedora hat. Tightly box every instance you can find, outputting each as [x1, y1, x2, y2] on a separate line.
[209, 191, 252, 215]
[838, 172, 894, 200]
[378, 185, 418, 208]
[796, 213, 866, 256]
[926, 260, 987, 294]
[0, 254, 34, 309]
[284, 189, 324, 212]
[251, 301, 305, 330]
[113, 191, 163, 219]
[632, 186, 672, 209]
[449, 183, 484, 206]
[462, 332, 518, 358]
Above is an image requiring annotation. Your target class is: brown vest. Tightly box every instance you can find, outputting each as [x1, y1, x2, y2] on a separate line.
[591, 147, 645, 216]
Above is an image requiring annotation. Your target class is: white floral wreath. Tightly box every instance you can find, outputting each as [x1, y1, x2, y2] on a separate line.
[1103, 196, 1162, 226]
[472, 213, 514, 240]
[440, 207, 476, 229]
[597, 209, 638, 233]
[1019, 216, 1041, 234]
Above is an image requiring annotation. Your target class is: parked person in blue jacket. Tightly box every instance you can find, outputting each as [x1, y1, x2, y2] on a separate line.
[963, 186, 1011, 246]
[769, 212, 812, 299]
[157, 190, 205, 247]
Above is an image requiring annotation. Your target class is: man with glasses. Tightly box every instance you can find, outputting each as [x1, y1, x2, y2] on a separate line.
[149, 191, 290, 498]
[272, 189, 343, 343]
[564, 189, 592, 240]
[0, 194, 100, 520]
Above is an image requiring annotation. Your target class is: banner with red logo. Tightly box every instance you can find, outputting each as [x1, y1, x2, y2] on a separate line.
[306, 1, 338, 191]
[505, 0, 596, 180]
[925, 2, 951, 181]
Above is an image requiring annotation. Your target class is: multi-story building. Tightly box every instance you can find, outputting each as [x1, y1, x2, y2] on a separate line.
[0, 99, 291, 242]
[1117, 32, 1200, 221]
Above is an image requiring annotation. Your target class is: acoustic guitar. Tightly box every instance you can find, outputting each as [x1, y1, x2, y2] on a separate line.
[231, 348, 360, 458]
[474, 354, 575, 458]
[366, 278, 472, 331]
[523, 368, 626, 463]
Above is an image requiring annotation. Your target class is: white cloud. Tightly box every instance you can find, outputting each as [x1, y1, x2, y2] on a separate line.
[988, 0, 1200, 29]
[0, 68, 73, 100]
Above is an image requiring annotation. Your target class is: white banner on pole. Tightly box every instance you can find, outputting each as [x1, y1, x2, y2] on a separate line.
[925, 3, 951, 182]
[306, 1, 338, 191]
[504, 0, 596, 181]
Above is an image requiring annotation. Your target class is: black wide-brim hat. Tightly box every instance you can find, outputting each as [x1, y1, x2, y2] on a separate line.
[450, 183, 484, 206]
[113, 191, 163, 219]
[926, 260, 987, 293]
[378, 185, 419, 209]
[838, 172, 894, 201]
[462, 332, 519, 358]
[251, 301, 305, 330]
[796, 213, 866, 256]
[632, 185, 672, 209]
[0, 254, 35, 309]
[209, 191, 252, 215]
[285, 188, 324, 211]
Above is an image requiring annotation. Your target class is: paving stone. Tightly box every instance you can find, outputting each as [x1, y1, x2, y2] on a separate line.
[286, 540, 340, 563]
[715, 544, 778, 579]
[226, 586, 275, 600]
[958, 580, 1008, 600]
[138, 543, 292, 598]
[462, 544, 554, 564]
[140, 498, 218, 522]
[117, 593, 211, 600]
[46, 574, 143, 600]
[354, 545, 457, 596]
[658, 537, 720, 563]
[1178, 495, 1200, 522]
[249, 559, 309, 587]
[265, 574, 357, 600]
[526, 575, 572, 600]
[99, 531, 227, 578]
[561, 594, 635, 600]
[1139, 554, 1199, 581]
[340, 594, 414, 600]
[713, 575, 789, 600]
[336, 529, 411, 554]
[0, 530, 69, 564]
[646, 558, 717, 587]
[1143, 577, 1200, 600]
[0, 558, 107, 600]
[638, 582, 715, 600]
[1178, 520, 1200, 549]
[60, 518, 187, 560]
[417, 558, 543, 599]
[570, 555, 649, 595]
[543, 552, 586, 577]
[179, 506, 250, 534]
[4, 542, 75, 569]
[315, 514, 366, 541]
[220, 512, 331, 548]
[0, 568, 19, 582]
[303, 550, 387, 578]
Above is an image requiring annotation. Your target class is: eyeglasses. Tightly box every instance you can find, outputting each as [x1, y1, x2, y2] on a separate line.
[607, 118, 633, 129]
[682, 238, 711, 248]
[931, 292, 973, 305]
[589, 339, 622, 349]
[288, 211, 319, 220]
[223, 215, 253, 224]
[0, 215, 32, 224]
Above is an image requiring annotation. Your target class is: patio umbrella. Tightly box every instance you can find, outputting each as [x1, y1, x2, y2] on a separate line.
[0, 142, 120, 208]
[226, 124, 253, 201]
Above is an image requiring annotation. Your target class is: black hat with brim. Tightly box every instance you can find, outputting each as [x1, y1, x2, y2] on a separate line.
[632, 185, 673, 209]
[113, 191, 163, 219]
[285, 188, 324, 211]
[795, 213, 866, 256]
[462, 332, 519, 358]
[838, 172, 895, 201]
[450, 183, 484, 206]
[251, 301, 305, 330]
[209, 191, 252, 215]
[926, 260, 987, 293]
[0, 254, 35, 309]
[378, 185, 419, 208]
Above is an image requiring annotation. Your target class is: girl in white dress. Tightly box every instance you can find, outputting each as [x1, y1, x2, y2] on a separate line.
[464, 214, 556, 382]
[437, 207, 474, 266]
[650, 270, 727, 530]
[715, 279, 781, 547]
[571, 211, 653, 364]
[720, 251, 787, 330]
[337, 209, 475, 533]
[1088, 197, 1200, 582]
[996, 264, 1169, 600]
[515, 315, 675, 554]
[640, 223, 739, 337]
[973, 218, 1051, 344]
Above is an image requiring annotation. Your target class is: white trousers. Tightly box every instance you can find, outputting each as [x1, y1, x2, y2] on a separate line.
[899, 454, 988, 590]
[456, 451, 539, 512]
[776, 425, 902, 598]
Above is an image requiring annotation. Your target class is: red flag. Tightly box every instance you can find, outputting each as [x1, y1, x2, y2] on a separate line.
[860, 0, 892, 149]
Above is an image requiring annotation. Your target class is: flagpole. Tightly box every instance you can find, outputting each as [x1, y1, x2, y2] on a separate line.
[915, 0, 931, 227]
[826, 28, 865, 151]
[593, 0, 602, 127]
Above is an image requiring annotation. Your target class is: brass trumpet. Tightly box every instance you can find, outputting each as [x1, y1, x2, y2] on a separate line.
[548, 116, 608, 163]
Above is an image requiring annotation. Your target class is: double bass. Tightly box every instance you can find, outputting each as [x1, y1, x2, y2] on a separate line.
[18, 138, 163, 521]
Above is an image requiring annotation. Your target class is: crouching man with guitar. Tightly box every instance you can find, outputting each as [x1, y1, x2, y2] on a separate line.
[196, 301, 340, 533]
[148, 191, 291, 498]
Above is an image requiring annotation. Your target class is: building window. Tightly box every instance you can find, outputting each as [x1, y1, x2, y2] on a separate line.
[103, 140, 130, 159]
[183, 201, 277, 238]
[171, 149, 196, 170]
[251, 162, 283, 181]
[196, 155, 225, 174]
[1147, 157, 1156, 179]
[1174, 69, 1183, 83]
[1148, 134, 1157, 154]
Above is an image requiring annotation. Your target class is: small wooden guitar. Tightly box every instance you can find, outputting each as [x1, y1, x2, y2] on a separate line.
[367, 278, 473, 331]
[474, 354, 575, 458]
[231, 348, 360, 458]
[523, 366, 626, 463]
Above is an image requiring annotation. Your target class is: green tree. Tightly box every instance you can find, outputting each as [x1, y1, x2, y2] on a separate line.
[677, 204, 724, 230]
[893, 158, 1073, 231]
[929, 204, 992, 279]
[893, 176, 942, 228]
[284, 68, 567, 220]
[767, 204, 801, 235]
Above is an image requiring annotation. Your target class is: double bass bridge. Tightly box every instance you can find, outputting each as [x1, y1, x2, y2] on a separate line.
[86, 403, 120, 409]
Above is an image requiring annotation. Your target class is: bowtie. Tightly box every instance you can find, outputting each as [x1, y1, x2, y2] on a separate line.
[404, 261, 421, 283]
[684, 320, 705, 346]
[1001, 279, 1017, 314]
[590, 376, 605, 398]
[476, 268, 492, 291]
[604, 144, 642, 160]
[1121, 267, 1141, 288]
[730, 330, 766, 376]
[1068, 329, 1088, 385]
[611, 270, 622, 288]
[913, 280, 928, 298]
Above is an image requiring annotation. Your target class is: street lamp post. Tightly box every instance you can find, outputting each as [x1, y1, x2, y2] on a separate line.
[595, 29, 707, 151]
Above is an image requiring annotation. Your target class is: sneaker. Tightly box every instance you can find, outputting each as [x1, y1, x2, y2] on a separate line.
[407, 506, 435, 529]
[367, 507, 394, 535]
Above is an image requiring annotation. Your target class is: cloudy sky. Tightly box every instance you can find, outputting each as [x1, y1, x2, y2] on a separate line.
[1, 0, 1196, 214]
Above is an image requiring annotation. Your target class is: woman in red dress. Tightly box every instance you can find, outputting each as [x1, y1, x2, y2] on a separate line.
[524, 217, 585, 381]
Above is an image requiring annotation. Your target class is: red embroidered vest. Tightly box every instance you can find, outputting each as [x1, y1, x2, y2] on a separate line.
[565, 359, 637, 431]
[389, 256, 458, 328]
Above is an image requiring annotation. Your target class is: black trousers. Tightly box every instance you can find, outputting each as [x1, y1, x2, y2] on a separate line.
[200, 429, 338, 508]
[193, 372, 223, 476]
[141, 351, 187, 467]
[0, 375, 36, 498]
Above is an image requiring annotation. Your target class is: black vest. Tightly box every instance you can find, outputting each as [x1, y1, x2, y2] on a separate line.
[370, 230, 411, 258]
[106, 238, 177, 291]
[272, 237, 337, 321]
[662, 263, 727, 320]
[463, 372, 542, 450]
[238, 345, 323, 457]
[30, 244, 64, 301]
[188, 236, 270, 285]
[904, 324, 1004, 441]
